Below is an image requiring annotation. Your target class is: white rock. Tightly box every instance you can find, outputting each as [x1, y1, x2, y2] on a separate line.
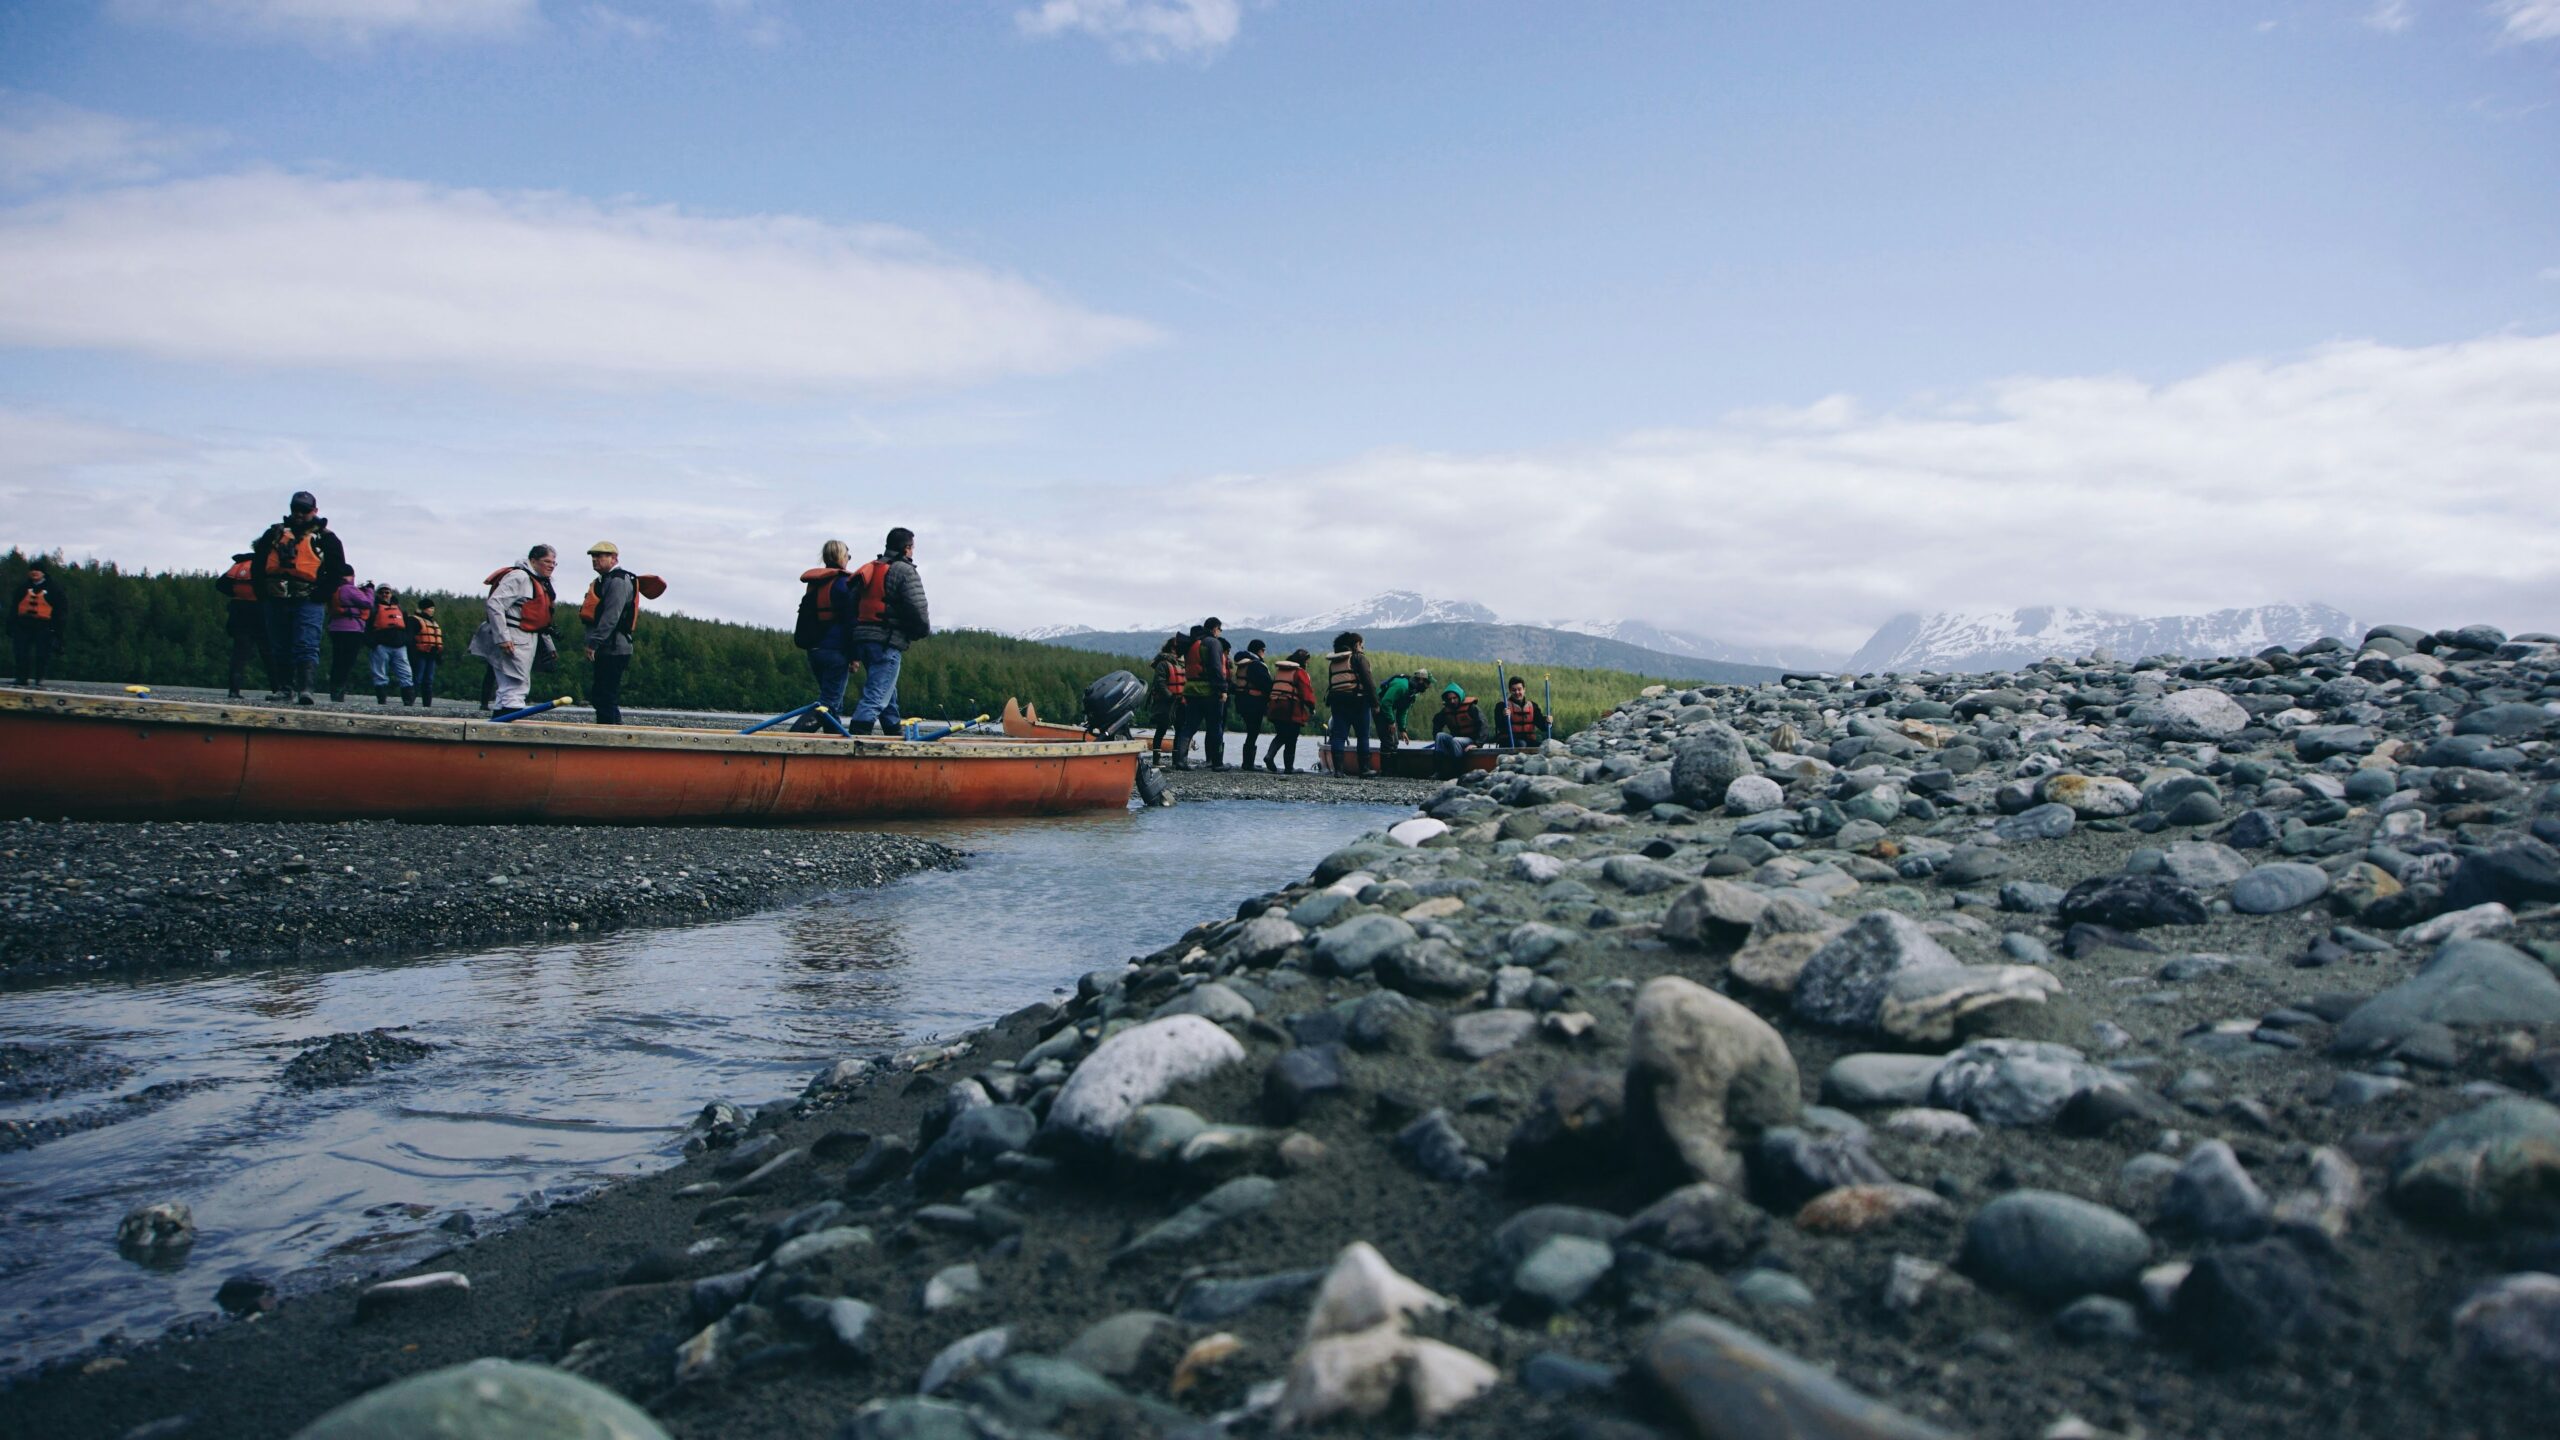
[1304, 1241, 1448, 1342]
[1387, 817, 1448, 847]
[2401, 903, 2515, 946]
[2143, 688, 2250, 740]
[1043, 1016, 1246, 1146]
[1723, 774, 1787, 815]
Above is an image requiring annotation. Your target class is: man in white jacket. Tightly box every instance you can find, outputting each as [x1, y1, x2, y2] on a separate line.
[469, 544, 558, 712]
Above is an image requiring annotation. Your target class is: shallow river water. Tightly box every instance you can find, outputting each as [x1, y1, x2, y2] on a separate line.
[0, 798, 1406, 1375]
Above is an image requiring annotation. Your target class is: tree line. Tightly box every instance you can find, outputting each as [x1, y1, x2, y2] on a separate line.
[6, 550, 1668, 734]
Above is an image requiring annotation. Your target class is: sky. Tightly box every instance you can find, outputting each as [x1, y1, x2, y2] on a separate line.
[1, 0, 2556, 660]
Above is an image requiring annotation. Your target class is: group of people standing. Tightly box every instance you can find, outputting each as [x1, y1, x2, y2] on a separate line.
[232, 490, 447, 707]
[1149, 626, 1550, 777]
[791, 529, 933, 735]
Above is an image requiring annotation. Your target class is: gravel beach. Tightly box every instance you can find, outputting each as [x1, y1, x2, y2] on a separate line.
[10, 626, 2560, 1440]
[0, 821, 960, 984]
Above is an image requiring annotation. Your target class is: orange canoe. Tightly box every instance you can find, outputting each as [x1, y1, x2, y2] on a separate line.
[0, 690, 1142, 824]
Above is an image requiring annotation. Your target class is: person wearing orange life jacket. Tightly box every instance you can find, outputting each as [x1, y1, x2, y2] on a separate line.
[1146, 633, 1188, 765]
[249, 490, 348, 706]
[1429, 682, 1488, 779]
[213, 552, 270, 699]
[468, 544, 559, 712]
[1324, 631, 1379, 776]
[790, 540, 855, 734]
[406, 597, 445, 707]
[364, 586, 417, 704]
[1175, 617, 1234, 770]
[1497, 675, 1551, 749]
[9, 559, 66, 690]
[1259, 648, 1319, 774]
[577, 541, 639, 725]
[841, 526, 929, 736]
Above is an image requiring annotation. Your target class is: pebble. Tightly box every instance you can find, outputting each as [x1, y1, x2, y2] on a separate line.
[1626, 976, 1801, 1188]
[1041, 1016, 1246, 1148]
[2231, 863, 2331, 915]
[1960, 1190, 2151, 1306]
[1640, 1311, 1957, 1440]
[287, 1358, 671, 1440]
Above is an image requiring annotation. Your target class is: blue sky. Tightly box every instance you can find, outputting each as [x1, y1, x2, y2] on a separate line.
[2, 0, 2556, 658]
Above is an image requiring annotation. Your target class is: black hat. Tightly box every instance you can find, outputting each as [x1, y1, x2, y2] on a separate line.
[290, 491, 318, 513]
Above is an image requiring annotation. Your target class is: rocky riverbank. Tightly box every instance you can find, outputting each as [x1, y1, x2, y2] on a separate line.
[12, 623, 2560, 1440]
[0, 822, 962, 984]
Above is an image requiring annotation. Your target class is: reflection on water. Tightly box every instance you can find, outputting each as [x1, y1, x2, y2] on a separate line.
[0, 798, 1404, 1374]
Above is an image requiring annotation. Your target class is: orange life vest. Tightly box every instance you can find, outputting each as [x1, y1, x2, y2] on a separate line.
[1183, 636, 1226, 696]
[848, 560, 894, 625]
[263, 526, 324, 583]
[580, 571, 640, 636]
[218, 558, 258, 603]
[414, 617, 443, 655]
[368, 600, 406, 636]
[15, 588, 52, 623]
[1157, 652, 1186, 696]
[1267, 666, 1315, 725]
[485, 566, 554, 631]
[1439, 697, 1484, 739]
[1503, 698, 1542, 744]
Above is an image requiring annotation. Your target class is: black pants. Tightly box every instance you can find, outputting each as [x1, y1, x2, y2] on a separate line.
[591, 651, 630, 725]
[227, 629, 268, 695]
[11, 630, 55, 685]
[327, 631, 363, 697]
[1264, 722, 1304, 771]
[1236, 698, 1268, 760]
[1177, 694, 1229, 767]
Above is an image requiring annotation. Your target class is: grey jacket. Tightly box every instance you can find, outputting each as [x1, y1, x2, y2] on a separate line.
[847, 554, 931, 651]
[583, 569, 636, 658]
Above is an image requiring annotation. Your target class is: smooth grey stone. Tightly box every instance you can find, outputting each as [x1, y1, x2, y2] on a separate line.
[2331, 940, 2560, 1056]
[1043, 1017, 1246, 1147]
[1509, 1234, 1617, 1315]
[2159, 1140, 2272, 1240]
[1791, 911, 1962, 1032]
[2166, 1237, 2329, 1362]
[1173, 1268, 1324, 1323]
[289, 1360, 672, 1440]
[1111, 1177, 1279, 1262]
[1640, 1312, 1958, 1440]
[1312, 912, 1417, 977]
[1992, 802, 2077, 843]
[2231, 863, 2331, 915]
[1822, 1053, 1947, 1108]
[1961, 1190, 2151, 1306]
[2053, 1294, 2146, 1344]
[1734, 1268, 1817, 1310]
[2452, 1272, 2560, 1367]
[1445, 1008, 1538, 1061]
[2393, 1097, 2560, 1227]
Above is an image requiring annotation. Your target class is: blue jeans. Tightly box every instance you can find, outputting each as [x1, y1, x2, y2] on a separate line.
[263, 598, 324, 674]
[1432, 734, 1473, 777]
[848, 641, 902, 732]
[1328, 704, 1372, 774]
[412, 653, 438, 697]
[370, 644, 412, 688]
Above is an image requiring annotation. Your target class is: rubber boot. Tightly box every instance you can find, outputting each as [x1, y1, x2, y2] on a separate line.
[401, 687, 416, 706]
[374, 686, 388, 704]
[294, 662, 316, 706]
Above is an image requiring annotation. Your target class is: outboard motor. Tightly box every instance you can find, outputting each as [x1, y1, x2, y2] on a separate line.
[1082, 670, 1146, 739]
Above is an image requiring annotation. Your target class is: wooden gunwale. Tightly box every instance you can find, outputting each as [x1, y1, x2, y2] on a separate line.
[0, 689, 1143, 824]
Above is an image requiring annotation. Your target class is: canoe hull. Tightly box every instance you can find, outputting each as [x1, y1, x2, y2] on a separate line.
[0, 691, 1140, 824]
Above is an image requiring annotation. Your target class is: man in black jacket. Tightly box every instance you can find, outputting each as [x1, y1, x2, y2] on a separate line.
[249, 491, 347, 706]
[845, 526, 930, 735]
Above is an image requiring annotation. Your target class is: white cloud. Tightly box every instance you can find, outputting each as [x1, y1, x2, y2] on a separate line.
[8, 333, 2557, 661]
[945, 330, 2560, 652]
[2491, 0, 2560, 40]
[582, 4, 666, 41]
[1017, 0, 1244, 62]
[0, 170, 1158, 389]
[0, 92, 220, 189]
[112, 0, 539, 46]
[2365, 0, 2415, 32]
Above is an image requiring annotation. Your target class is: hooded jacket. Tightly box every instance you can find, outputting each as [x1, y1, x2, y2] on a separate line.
[1432, 688, 1485, 740]
[250, 515, 347, 603]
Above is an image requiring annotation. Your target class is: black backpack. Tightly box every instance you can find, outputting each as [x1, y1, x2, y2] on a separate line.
[792, 575, 835, 650]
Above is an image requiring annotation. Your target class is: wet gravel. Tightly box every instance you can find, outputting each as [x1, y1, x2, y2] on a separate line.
[1153, 763, 1438, 806]
[278, 1030, 439, 1090]
[0, 821, 962, 984]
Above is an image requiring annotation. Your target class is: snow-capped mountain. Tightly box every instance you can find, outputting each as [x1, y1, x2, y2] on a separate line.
[1551, 618, 1846, 673]
[1847, 604, 2363, 674]
[1015, 623, 1099, 641]
[1245, 592, 1500, 632]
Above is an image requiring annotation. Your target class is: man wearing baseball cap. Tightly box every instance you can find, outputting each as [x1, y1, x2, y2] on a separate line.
[580, 541, 638, 725]
[248, 490, 347, 706]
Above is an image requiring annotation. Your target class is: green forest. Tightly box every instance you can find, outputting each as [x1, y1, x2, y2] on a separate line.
[5, 551, 1668, 734]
